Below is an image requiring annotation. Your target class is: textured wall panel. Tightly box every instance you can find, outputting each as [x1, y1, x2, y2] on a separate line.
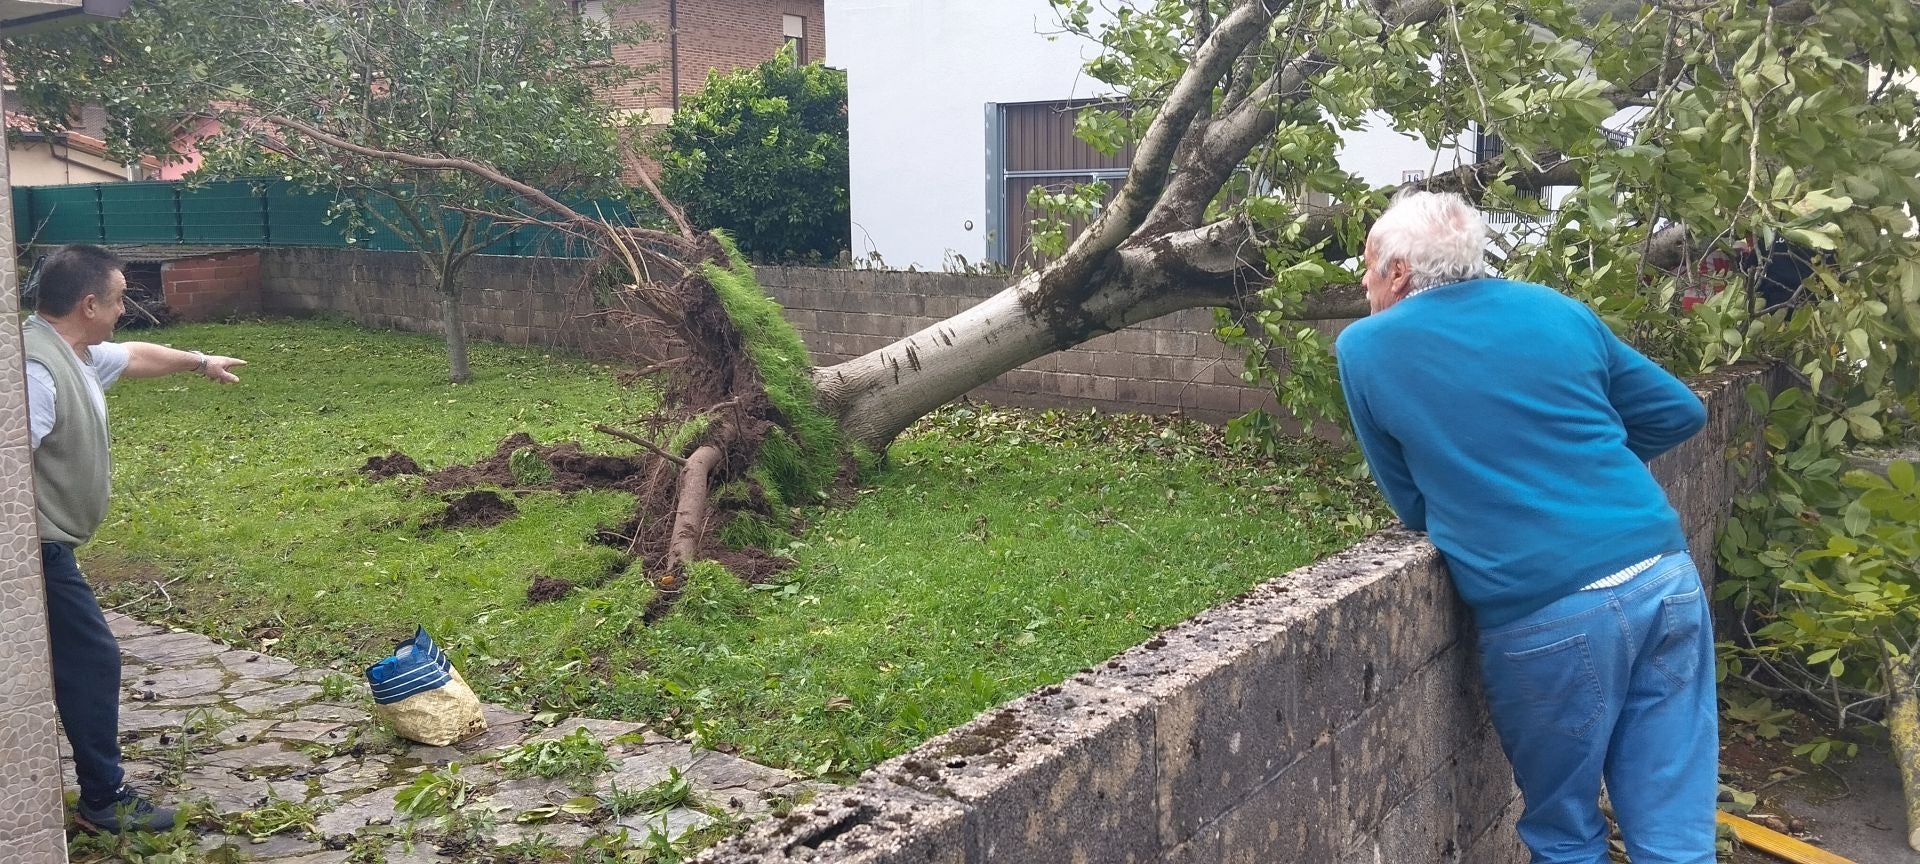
[0, 82, 68, 863]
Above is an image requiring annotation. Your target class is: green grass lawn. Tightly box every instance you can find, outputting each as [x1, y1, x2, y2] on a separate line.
[93, 319, 1382, 776]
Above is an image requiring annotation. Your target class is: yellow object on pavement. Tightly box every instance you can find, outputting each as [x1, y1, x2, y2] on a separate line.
[1715, 810, 1858, 864]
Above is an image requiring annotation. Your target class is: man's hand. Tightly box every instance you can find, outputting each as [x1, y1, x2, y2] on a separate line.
[200, 355, 246, 384]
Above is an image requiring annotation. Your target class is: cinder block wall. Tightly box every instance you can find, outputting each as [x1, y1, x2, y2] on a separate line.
[259, 249, 1338, 420]
[162, 250, 262, 321]
[695, 364, 1774, 863]
[262, 247, 597, 353]
[755, 266, 1354, 421]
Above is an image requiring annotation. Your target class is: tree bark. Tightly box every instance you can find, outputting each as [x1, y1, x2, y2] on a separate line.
[1886, 647, 1920, 853]
[668, 445, 723, 570]
[440, 288, 472, 384]
[813, 256, 1227, 450]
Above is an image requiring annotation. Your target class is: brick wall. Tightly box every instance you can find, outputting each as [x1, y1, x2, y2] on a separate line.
[606, 0, 829, 116]
[162, 250, 262, 322]
[257, 248, 1335, 422]
[696, 365, 1778, 863]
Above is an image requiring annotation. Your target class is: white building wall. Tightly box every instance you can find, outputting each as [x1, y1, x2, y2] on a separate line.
[831, 0, 1599, 268]
[1336, 114, 1475, 189]
[829, 0, 1116, 269]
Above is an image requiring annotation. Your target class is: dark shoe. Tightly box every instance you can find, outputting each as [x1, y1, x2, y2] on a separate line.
[74, 785, 176, 833]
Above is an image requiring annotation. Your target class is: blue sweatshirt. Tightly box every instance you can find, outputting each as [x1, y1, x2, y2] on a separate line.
[1335, 277, 1707, 628]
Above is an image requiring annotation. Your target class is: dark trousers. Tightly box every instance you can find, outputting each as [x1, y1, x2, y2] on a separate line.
[42, 541, 125, 804]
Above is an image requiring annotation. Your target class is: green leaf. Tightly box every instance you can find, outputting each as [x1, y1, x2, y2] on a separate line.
[1844, 470, 1893, 490]
[515, 805, 560, 823]
[1843, 500, 1871, 535]
[1889, 461, 1915, 492]
[1783, 226, 1839, 251]
[1825, 419, 1851, 447]
[1806, 648, 1838, 664]
[1793, 189, 1853, 215]
[1846, 328, 1872, 359]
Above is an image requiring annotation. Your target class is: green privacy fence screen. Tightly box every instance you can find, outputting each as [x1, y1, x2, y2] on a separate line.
[12, 179, 636, 258]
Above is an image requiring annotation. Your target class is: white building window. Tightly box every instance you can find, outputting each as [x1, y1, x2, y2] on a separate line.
[783, 14, 808, 63]
[574, 0, 612, 60]
[576, 0, 610, 29]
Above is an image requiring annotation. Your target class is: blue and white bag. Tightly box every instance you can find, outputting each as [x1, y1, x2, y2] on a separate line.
[366, 627, 488, 746]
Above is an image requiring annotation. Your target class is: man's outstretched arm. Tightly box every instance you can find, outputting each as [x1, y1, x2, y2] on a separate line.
[121, 342, 246, 383]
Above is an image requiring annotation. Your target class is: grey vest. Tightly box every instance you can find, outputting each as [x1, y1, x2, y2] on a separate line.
[23, 317, 112, 546]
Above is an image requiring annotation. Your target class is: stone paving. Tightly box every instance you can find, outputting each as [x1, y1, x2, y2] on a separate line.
[65, 612, 821, 861]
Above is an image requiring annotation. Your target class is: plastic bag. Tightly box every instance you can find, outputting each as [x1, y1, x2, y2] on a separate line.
[366, 626, 488, 746]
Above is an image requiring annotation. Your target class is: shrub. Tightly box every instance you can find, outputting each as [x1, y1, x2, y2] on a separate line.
[656, 46, 849, 262]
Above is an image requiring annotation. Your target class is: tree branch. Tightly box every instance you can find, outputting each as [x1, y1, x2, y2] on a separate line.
[594, 423, 688, 466]
[1139, 0, 1451, 235]
[621, 136, 698, 242]
[1137, 148, 1592, 322]
[262, 114, 596, 227]
[1058, 0, 1280, 272]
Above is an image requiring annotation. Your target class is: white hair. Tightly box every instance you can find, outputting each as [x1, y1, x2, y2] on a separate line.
[1367, 191, 1487, 290]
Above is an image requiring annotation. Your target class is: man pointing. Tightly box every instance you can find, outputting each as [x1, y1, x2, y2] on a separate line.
[24, 243, 246, 832]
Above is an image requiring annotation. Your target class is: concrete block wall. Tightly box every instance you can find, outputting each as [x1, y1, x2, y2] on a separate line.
[162, 250, 262, 321]
[756, 266, 1351, 422]
[257, 249, 1328, 422]
[696, 365, 1774, 863]
[260, 247, 606, 355]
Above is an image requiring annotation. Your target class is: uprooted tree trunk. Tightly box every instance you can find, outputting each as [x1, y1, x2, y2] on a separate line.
[1887, 646, 1920, 852]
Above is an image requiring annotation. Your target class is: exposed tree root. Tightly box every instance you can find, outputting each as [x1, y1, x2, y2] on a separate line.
[667, 445, 723, 578]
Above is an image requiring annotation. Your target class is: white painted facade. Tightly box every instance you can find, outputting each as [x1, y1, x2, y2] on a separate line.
[828, 0, 1118, 269]
[829, 0, 1582, 270]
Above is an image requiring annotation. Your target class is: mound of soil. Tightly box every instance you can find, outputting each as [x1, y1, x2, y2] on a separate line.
[422, 433, 648, 494]
[433, 490, 517, 530]
[526, 577, 574, 604]
[360, 452, 422, 479]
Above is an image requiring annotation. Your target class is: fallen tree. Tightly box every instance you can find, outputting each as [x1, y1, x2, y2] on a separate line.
[13, 0, 1920, 839]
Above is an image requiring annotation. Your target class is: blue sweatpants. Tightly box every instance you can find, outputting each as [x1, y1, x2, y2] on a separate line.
[1475, 553, 1719, 864]
[42, 541, 126, 806]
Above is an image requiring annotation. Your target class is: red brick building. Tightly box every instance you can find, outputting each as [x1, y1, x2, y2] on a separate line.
[585, 0, 829, 125]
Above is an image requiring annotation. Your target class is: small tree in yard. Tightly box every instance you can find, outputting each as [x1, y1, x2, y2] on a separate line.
[655, 46, 850, 262]
[22, 0, 1920, 840]
[4, 0, 648, 383]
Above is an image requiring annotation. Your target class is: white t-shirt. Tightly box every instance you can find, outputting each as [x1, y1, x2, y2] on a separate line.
[25, 316, 129, 449]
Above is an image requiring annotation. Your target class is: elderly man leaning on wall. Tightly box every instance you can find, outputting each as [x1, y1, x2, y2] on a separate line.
[24, 243, 246, 833]
[1335, 193, 1715, 864]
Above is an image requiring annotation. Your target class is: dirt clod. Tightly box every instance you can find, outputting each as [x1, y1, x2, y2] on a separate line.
[527, 577, 574, 604]
[360, 452, 422, 479]
[433, 490, 517, 530]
